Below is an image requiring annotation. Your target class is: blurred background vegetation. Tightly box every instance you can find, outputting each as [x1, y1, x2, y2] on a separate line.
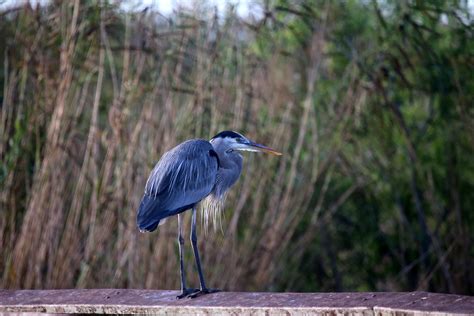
[0, 0, 473, 295]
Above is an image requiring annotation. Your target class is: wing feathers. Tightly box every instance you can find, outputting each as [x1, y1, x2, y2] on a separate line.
[137, 139, 218, 232]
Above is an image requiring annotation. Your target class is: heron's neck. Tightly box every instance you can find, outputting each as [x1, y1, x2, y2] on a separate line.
[210, 142, 243, 197]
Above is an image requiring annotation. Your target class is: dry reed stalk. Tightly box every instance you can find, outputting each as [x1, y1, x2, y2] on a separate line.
[7, 2, 80, 288]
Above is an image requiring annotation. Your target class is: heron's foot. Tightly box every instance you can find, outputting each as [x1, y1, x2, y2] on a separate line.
[176, 288, 199, 299]
[188, 288, 221, 299]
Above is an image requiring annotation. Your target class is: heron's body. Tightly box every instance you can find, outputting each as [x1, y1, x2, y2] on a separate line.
[137, 138, 243, 232]
[137, 139, 219, 232]
[136, 131, 280, 299]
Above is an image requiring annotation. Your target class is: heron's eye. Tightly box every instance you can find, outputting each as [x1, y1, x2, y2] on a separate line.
[226, 149, 233, 153]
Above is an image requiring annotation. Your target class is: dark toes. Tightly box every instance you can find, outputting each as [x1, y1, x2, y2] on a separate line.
[176, 288, 199, 299]
[188, 288, 221, 298]
[204, 288, 221, 294]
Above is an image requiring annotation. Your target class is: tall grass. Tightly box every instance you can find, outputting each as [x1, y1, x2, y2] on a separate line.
[1, 1, 473, 293]
[0, 2, 331, 290]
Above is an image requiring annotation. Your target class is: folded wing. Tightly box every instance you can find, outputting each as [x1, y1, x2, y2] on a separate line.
[137, 139, 218, 232]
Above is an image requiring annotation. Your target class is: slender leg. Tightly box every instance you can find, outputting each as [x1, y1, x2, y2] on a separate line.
[176, 214, 198, 299]
[190, 207, 207, 290]
[188, 207, 220, 298]
[178, 214, 187, 291]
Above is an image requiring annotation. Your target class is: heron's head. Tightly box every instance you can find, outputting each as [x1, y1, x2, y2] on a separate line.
[210, 130, 282, 156]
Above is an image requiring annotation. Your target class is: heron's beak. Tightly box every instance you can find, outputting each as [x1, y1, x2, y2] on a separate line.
[241, 140, 282, 156]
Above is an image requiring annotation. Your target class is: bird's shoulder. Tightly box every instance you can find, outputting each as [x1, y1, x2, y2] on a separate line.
[169, 139, 214, 160]
[144, 138, 218, 197]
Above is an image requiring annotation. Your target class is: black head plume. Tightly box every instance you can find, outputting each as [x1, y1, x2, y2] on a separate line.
[211, 130, 244, 140]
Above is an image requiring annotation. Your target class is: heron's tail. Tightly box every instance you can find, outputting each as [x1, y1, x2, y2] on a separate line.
[137, 195, 164, 232]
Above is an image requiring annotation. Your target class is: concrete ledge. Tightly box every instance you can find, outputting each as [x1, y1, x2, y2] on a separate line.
[0, 289, 473, 315]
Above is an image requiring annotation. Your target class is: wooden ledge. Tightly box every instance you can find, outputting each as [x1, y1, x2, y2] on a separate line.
[0, 289, 473, 315]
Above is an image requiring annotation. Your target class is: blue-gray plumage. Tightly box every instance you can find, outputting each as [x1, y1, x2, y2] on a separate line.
[136, 130, 281, 299]
[137, 139, 218, 232]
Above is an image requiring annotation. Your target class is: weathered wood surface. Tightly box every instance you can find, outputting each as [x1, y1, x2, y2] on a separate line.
[0, 289, 473, 315]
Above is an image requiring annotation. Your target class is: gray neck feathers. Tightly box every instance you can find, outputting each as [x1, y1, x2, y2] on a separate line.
[210, 138, 243, 197]
[201, 137, 243, 232]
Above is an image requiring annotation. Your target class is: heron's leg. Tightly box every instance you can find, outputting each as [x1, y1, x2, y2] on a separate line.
[178, 214, 187, 291]
[190, 207, 207, 290]
[176, 214, 198, 299]
[189, 207, 220, 298]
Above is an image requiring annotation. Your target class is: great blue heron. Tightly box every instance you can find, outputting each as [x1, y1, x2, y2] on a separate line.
[137, 130, 281, 298]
